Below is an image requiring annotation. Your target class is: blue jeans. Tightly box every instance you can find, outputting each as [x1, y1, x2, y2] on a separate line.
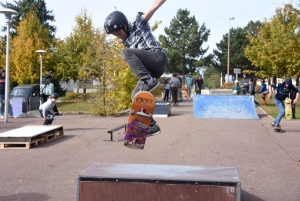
[0, 94, 13, 116]
[273, 98, 285, 126]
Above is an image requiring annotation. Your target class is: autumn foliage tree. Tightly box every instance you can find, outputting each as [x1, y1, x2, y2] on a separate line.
[84, 30, 136, 115]
[10, 9, 51, 84]
[245, 4, 300, 79]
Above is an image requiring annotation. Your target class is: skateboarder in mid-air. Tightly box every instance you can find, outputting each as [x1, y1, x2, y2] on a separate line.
[268, 78, 299, 130]
[104, 0, 167, 136]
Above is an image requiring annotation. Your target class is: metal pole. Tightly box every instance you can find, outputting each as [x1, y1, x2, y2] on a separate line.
[226, 17, 234, 83]
[227, 22, 230, 83]
[4, 16, 10, 122]
[36, 50, 46, 105]
[39, 54, 43, 105]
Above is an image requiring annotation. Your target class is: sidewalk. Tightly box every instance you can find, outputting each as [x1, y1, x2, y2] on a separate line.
[0, 99, 299, 201]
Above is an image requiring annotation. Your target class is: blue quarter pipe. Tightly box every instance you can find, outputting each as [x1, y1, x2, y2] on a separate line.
[193, 95, 259, 120]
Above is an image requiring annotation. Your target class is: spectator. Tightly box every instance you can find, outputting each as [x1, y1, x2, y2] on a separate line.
[185, 73, 194, 99]
[232, 80, 241, 95]
[40, 71, 55, 103]
[169, 73, 181, 106]
[241, 73, 250, 95]
[289, 85, 299, 119]
[163, 78, 170, 102]
[0, 69, 15, 119]
[195, 75, 204, 94]
[259, 79, 268, 105]
[268, 77, 299, 129]
[248, 78, 259, 106]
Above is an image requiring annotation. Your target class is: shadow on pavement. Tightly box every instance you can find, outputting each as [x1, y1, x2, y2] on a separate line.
[0, 193, 50, 201]
[242, 190, 264, 201]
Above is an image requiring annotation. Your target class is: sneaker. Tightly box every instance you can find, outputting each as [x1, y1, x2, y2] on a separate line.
[10, 115, 17, 118]
[131, 79, 160, 99]
[147, 125, 161, 137]
[0, 115, 4, 119]
[141, 79, 160, 93]
[271, 123, 275, 127]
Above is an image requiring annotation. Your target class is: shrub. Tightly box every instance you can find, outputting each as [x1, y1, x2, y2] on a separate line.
[220, 83, 234, 89]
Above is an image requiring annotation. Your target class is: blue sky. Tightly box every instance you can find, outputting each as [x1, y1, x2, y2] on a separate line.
[0, 0, 296, 54]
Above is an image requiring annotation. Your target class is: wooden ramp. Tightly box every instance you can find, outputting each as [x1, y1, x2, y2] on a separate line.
[0, 125, 64, 149]
[77, 163, 241, 201]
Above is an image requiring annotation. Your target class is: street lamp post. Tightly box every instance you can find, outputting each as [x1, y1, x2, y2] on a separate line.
[36, 50, 46, 105]
[226, 16, 234, 83]
[0, 8, 18, 123]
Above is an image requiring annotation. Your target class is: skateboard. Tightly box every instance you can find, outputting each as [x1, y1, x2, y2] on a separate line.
[285, 98, 292, 119]
[124, 91, 155, 149]
[274, 128, 285, 133]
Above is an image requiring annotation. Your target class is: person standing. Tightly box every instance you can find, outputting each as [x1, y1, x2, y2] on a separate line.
[240, 73, 250, 95]
[195, 75, 204, 94]
[163, 78, 170, 102]
[268, 77, 299, 129]
[40, 71, 55, 103]
[104, 0, 167, 136]
[0, 69, 15, 119]
[289, 86, 299, 119]
[259, 79, 268, 105]
[248, 78, 259, 106]
[169, 73, 181, 106]
[185, 73, 194, 98]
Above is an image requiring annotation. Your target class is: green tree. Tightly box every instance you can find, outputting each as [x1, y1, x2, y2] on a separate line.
[0, 0, 56, 37]
[10, 9, 51, 84]
[245, 4, 300, 79]
[213, 26, 256, 75]
[159, 8, 210, 76]
[203, 66, 219, 87]
[53, 9, 94, 83]
[86, 34, 136, 115]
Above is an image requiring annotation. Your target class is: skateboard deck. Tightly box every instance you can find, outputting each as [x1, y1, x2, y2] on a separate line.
[124, 91, 155, 149]
[285, 98, 292, 119]
[274, 128, 285, 133]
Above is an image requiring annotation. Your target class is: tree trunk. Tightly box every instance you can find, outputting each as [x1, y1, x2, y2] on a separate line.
[82, 79, 87, 102]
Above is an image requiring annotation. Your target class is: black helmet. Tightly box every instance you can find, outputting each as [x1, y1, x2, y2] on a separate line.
[51, 93, 59, 99]
[104, 11, 128, 34]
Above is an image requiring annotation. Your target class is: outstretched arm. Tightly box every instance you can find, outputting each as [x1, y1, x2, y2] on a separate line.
[142, 0, 166, 21]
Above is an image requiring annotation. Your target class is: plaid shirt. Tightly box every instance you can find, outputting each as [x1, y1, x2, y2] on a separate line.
[123, 12, 165, 55]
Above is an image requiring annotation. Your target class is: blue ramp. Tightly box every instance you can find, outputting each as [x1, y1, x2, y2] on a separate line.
[193, 95, 259, 120]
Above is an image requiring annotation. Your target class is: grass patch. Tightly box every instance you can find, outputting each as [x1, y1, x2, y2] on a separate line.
[56, 101, 91, 112]
[255, 94, 299, 119]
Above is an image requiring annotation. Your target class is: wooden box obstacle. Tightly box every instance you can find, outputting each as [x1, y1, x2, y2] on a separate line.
[0, 125, 64, 149]
[76, 163, 241, 201]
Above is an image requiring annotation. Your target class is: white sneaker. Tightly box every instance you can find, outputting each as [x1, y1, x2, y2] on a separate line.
[10, 115, 17, 118]
[0, 115, 4, 119]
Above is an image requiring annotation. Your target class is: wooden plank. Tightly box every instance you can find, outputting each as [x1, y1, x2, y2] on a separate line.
[0, 138, 45, 149]
[0, 125, 64, 149]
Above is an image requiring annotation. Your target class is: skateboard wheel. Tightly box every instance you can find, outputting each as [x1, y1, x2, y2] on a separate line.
[130, 110, 135, 115]
[140, 144, 144, 149]
[148, 114, 153, 119]
[124, 140, 129, 146]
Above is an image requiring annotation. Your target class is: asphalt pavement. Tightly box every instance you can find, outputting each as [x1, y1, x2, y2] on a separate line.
[0, 98, 299, 201]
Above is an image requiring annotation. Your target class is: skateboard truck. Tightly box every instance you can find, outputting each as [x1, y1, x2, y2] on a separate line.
[130, 108, 153, 119]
